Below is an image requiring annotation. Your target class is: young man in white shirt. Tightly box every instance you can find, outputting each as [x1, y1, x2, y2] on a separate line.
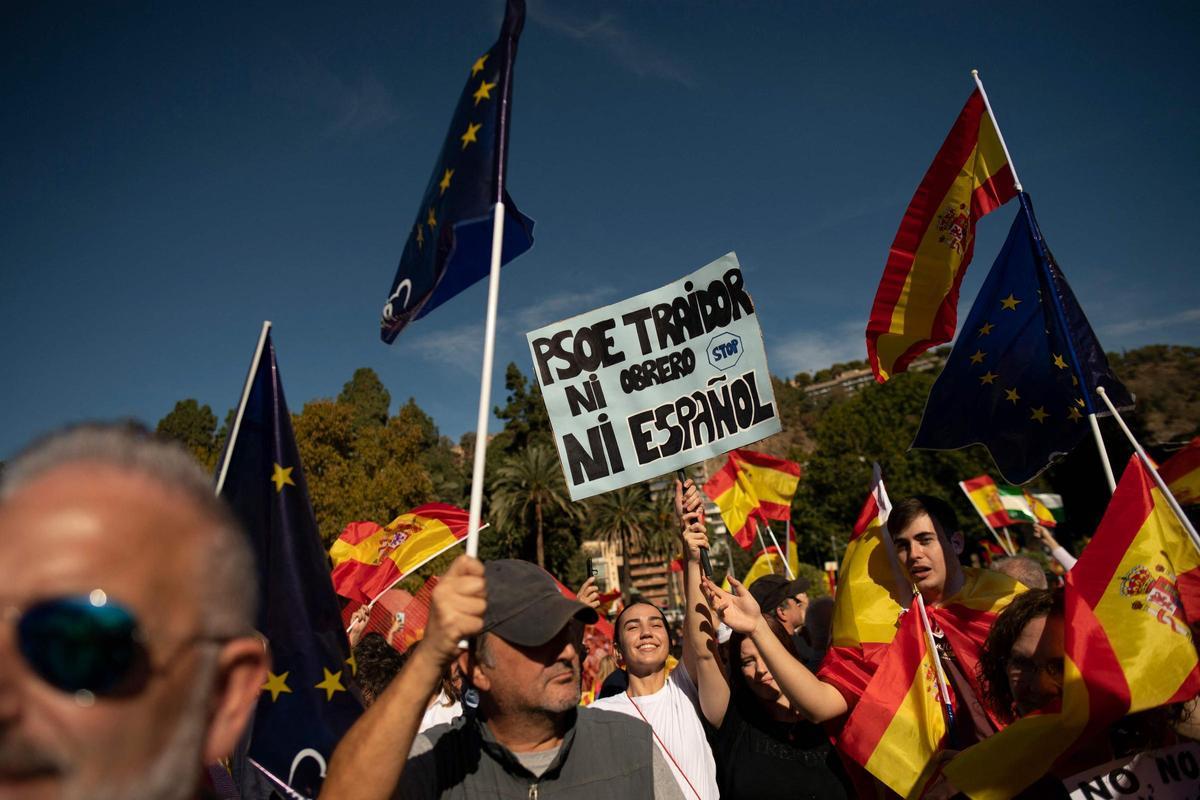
[588, 480, 719, 800]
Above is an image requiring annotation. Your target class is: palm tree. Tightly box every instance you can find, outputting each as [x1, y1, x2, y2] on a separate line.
[490, 445, 576, 568]
[584, 482, 676, 593]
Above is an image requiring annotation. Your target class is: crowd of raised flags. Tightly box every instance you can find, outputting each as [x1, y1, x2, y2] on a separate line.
[187, 2, 1200, 798]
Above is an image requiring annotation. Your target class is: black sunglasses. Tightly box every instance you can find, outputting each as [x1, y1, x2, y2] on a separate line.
[13, 593, 232, 699]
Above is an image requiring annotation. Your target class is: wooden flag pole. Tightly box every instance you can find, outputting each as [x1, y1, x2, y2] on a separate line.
[464, 203, 507, 559]
[214, 320, 272, 497]
[1096, 387, 1200, 554]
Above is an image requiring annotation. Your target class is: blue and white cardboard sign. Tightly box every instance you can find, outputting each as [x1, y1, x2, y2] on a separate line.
[526, 252, 781, 501]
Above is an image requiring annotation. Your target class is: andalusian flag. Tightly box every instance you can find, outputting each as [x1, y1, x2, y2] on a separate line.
[941, 456, 1200, 799]
[329, 504, 471, 603]
[1159, 436, 1200, 506]
[704, 449, 801, 549]
[839, 600, 947, 797]
[866, 88, 1018, 382]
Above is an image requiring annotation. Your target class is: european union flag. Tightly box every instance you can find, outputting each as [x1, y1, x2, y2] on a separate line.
[218, 330, 362, 798]
[380, 0, 534, 344]
[912, 193, 1131, 484]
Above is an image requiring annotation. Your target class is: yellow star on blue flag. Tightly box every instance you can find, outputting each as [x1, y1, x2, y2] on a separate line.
[380, 0, 534, 344]
[912, 193, 1131, 483]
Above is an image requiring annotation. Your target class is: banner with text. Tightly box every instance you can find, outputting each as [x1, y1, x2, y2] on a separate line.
[526, 252, 781, 501]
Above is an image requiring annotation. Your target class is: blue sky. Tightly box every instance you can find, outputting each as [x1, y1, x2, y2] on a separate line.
[3, 1, 1198, 459]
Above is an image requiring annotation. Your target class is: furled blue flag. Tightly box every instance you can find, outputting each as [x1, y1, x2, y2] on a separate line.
[380, 0, 534, 344]
[218, 330, 362, 799]
[911, 192, 1132, 484]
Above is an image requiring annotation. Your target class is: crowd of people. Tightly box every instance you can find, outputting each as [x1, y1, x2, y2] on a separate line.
[1, 422, 1195, 799]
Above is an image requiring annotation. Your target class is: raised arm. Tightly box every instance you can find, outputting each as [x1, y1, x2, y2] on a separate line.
[702, 575, 848, 723]
[321, 555, 486, 800]
[675, 479, 730, 727]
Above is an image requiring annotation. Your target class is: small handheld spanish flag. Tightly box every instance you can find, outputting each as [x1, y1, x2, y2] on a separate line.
[702, 449, 801, 549]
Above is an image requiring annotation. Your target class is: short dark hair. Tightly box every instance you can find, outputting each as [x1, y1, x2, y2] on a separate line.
[977, 588, 1062, 723]
[889, 495, 959, 541]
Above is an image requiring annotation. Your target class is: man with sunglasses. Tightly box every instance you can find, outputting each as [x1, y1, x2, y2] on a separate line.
[0, 423, 268, 800]
[324, 557, 686, 799]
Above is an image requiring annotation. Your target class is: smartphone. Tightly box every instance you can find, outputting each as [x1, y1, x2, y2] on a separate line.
[394, 611, 406, 626]
[586, 558, 597, 578]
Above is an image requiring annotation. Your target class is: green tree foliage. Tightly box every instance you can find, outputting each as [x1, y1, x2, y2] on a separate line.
[583, 482, 672, 590]
[337, 367, 391, 430]
[156, 399, 220, 470]
[398, 398, 467, 504]
[292, 398, 434, 549]
[791, 370, 996, 563]
[490, 445, 576, 569]
[492, 362, 554, 455]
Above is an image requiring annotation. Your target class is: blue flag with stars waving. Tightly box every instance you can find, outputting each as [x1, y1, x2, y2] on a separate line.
[380, 0, 534, 343]
[218, 329, 362, 798]
[911, 192, 1131, 484]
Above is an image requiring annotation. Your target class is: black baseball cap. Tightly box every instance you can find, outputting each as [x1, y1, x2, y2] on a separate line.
[748, 574, 810, 614]
[482, 559, 598, 647]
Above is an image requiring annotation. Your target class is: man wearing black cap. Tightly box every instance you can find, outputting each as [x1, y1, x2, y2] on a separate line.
[323, 556, 686, 799]
[748, 573, 815, 667]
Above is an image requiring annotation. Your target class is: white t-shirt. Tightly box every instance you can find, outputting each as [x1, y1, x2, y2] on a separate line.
[418, 690, 462, 734]
[590, 663, 718, 800]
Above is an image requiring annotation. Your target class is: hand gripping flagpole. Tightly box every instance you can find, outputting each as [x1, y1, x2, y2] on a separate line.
[974, 68, 1118, 494]
[215, 320, 272, 496]
[676, 468, 713, 577]
[1096, 387, 1200, 555]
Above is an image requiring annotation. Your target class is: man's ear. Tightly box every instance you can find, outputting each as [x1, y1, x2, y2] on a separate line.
[773, 605, 788, 624]
[464, 648, 493, 693]
[203, 637, 270, 763]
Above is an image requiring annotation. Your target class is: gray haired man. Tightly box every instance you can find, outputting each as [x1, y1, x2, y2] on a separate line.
[0, 423, 268, 800]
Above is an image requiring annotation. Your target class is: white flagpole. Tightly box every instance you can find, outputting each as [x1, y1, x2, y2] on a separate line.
[1096, 387, 1200, 554]
[974, 70, 1117, 495]
[914, 587, 957, 739]
[971, 69, 1023, 192]
[214, 320, 272, 496]
[762, 521, 794, 579]
[464, 203, 507, 558]
[957, 481, 1016, 556]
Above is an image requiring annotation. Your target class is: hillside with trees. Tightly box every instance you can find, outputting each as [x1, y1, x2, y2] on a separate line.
[152, 343, 1198, 593]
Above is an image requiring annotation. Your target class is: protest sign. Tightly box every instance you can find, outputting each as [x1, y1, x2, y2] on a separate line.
[526, 252, 781, 501]
[1065, 742, 1200, 799]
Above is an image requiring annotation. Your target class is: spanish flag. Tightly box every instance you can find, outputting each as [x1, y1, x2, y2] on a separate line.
[818, 472, 910, 727]
[1159, 436, 1200, 506]
[866, 88, 1018, 382]
[958, 474, 1014, 529]
[839, 600, 947, 797]
[703, 449, 801, 549]
[837, 570, 1025, 796]
[743, 548, 787, 588]
[941, 456, 1200, 799]
[329, 503, 471, 603]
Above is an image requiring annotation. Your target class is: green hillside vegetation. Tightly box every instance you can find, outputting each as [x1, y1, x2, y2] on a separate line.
[151, 343, 1198, 591]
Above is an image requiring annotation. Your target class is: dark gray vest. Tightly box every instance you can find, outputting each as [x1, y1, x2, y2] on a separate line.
[404, 706, 656, 799]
